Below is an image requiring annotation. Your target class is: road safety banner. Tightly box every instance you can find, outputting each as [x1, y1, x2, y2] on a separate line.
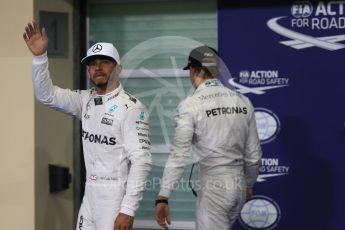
[218, 1, 345, 229]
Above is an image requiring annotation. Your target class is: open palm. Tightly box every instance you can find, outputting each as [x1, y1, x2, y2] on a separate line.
[23, 21, 48, 56]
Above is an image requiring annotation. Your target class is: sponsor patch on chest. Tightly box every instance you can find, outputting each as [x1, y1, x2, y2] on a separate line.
[101, 117, 113, 126]
[82, 130, 116, 145]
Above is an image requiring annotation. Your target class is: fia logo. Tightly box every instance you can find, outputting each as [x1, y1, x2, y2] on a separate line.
[291, 2, 313, 18]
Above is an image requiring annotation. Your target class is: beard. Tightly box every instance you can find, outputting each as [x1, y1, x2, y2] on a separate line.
[90, 73, 119, 93]
[90, 78, 109, 88]
[90, 71, 111, 88]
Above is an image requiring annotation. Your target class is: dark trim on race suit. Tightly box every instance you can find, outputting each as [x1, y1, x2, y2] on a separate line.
[73, 0, 87, 227]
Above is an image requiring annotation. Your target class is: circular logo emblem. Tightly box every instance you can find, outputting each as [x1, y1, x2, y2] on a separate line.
[291, 1, 313, 18]
[254, 108, 280, 144]
[240, 195, 281, 229]
[92, 44, 103, 53]
[119, 36, 232, 167]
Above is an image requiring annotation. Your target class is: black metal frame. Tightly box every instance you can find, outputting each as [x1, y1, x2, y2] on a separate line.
[72, 0, 87, 227]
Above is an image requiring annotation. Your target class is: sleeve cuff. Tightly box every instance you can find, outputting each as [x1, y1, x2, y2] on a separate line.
[32, 52, 48, 64]
[120, 206, 135, 217]
[158, 188, 171, 198]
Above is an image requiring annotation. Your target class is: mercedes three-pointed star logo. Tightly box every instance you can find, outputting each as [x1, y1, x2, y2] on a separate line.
[92, 44, 102, 53]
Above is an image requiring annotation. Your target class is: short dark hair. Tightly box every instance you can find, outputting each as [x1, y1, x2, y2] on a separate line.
[194, 66, 220, 79]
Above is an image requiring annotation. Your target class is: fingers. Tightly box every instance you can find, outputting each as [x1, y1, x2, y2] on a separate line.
[33, 21, 39, 32]
[158, 220, 169, 229]
[246, 187, 253, 200]
[157, 216, 169, 228]
[24, 21, 42, 40]
[28, 22, 35, 36]
[34, 21, 46, 37]
[42, 27, 48, 38]
[25, 25, 31, 38]
[114, 221, 120, 230]
[155, 213, 170, 229]
[115, 223, 131, 230]
[114, 214, 133, 230]
[166, 214, 171, 225]
[23, 32, 28, 42]
[156, 217, 168, 229]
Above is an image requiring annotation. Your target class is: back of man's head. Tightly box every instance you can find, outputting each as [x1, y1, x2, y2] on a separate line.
[183, 45, 220, 78]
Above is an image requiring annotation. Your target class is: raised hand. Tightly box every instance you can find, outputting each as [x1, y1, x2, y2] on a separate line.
[23, 21, 48, 56]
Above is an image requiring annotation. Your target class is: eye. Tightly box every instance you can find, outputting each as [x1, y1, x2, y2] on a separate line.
[88, 61, 96, 67]
[102, 60, 111, 64]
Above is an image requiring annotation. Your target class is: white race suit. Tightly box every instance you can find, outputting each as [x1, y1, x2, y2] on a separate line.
[32, 53, 152, 230]
[159, 79, 262, 230]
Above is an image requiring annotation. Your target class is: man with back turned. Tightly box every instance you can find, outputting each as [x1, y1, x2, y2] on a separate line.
[155, 45, 262, 230]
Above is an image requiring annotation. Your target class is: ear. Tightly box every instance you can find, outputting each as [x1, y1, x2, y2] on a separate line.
[189, 66, 196, 75]
[87, 68, 92, 79]
[115, 64, 122, 75]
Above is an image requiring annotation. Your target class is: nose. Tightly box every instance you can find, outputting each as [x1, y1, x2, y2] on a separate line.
[94, 61, 102, 70]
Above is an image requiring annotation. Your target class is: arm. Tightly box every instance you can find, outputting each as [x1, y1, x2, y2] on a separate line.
[119, 107, 152, 217]
[244, 102, 262, 188]
[32, 53, 84, 118]
[159, 100, 194, 198]
[155, 100, 194, 229]
[24, 21, 83, 118]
